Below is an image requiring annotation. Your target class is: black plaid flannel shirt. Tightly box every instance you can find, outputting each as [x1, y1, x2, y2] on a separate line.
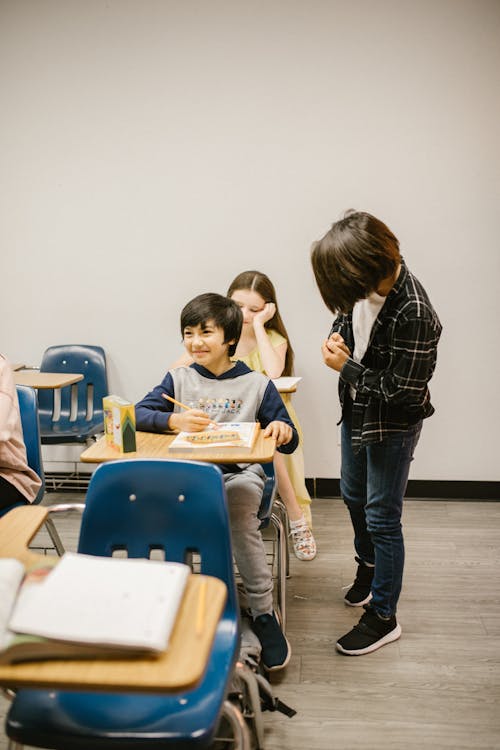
[329, 258, 442, 452]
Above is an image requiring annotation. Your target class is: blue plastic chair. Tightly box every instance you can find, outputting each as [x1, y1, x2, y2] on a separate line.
[5, 459, 251, 750]
[0, 387, 65, 555]
[37, 345, 108, 444]
[16, 385, 45, 504]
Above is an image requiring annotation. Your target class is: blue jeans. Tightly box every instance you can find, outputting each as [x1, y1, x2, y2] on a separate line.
[340, 402, 422, 618]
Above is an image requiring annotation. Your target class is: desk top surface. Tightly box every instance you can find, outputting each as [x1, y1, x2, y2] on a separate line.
[81, 429, 276, 464]
[0, 506, 226, 692]
[13, 371, 84, 389]
[272, 376, 302, 394]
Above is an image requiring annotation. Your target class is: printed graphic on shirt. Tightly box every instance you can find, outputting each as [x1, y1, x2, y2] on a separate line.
[191, 397, 243, 417]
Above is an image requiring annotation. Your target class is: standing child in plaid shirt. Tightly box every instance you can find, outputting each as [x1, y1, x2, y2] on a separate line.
[311, 211, 442, 655]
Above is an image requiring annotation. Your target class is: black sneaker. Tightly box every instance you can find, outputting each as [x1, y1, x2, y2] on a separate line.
[252, 612, 291, 671]
[336, 606, 402, 655]
[343, 556, 374, 606]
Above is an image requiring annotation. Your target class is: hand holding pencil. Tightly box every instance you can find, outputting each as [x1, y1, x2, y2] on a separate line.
[162, 394, 214, 433]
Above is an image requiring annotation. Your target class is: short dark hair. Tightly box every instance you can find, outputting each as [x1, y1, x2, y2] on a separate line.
[180, 293, 243, 357]
[311, 210, 400, 314]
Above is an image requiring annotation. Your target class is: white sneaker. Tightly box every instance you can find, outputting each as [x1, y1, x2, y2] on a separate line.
[289, 514, 317, 561]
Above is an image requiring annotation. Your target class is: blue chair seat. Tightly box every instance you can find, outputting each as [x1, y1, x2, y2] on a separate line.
[7, 641, 238, 749]
[39, 418, 105, 444]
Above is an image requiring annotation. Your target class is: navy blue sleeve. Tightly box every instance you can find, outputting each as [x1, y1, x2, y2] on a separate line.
[256, 381, 299, 454]
[135, 372, 175, 433]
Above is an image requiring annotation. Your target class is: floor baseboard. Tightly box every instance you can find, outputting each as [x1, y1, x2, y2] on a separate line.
[305, 478, 500, 500]
[45, 472, 499, 501]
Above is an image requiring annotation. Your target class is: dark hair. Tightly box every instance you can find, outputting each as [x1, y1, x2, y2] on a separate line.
[227, 270, 295, 376]
[311, 210, 400, 314]
[180, 293, 243, 357]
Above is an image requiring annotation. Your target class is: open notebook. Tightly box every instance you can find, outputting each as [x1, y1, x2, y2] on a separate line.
[0, 553, 190, 663]
[168, 421, 259, 453]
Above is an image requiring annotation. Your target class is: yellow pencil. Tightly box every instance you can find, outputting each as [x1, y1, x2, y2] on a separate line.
[162, 393, 217, 429]
[196, 579, 207, 637]
[162, 393, 192, 411]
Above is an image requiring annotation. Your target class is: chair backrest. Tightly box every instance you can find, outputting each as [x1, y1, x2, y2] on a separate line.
[77, 459, 238, 615]
[16, 385, 45, 503]
[37, 345, 108, 432]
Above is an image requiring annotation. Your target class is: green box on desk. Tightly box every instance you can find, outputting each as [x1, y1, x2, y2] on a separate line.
[103, 396, 137, 453]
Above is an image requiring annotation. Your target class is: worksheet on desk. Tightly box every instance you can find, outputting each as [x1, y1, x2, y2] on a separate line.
[272, 377, 302, 390]
[9, 553, 190, 652]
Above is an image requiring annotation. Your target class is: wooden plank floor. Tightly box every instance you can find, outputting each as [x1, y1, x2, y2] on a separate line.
[1, 494, 499, 749]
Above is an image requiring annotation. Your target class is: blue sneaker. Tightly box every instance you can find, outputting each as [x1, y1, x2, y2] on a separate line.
[252, 612, 291, 671]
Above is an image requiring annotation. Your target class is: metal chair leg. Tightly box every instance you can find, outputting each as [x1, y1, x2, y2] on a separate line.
[221, 699, 252, 749]
[43, 517, 66, 556]
[271, 510, 287, 630]
[38, 503, 86, 557]
[273, 498, 290, 578]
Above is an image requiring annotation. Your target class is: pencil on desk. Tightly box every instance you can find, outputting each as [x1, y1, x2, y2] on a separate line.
[196, 579, 207, 637]
[162, 393, 192, 411]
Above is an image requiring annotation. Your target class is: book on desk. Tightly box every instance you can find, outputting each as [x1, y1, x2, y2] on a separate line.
[168, 421, 260, 454]
[0, 553, 190, 664]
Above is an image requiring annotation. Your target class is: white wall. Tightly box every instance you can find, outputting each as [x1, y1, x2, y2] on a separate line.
[1, 0, 499, 481]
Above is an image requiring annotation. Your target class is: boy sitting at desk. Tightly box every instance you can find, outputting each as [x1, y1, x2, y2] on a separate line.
[135, 292, 298, 671]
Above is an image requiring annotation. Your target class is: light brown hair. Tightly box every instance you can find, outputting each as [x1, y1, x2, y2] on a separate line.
[227, 271, 295, 376]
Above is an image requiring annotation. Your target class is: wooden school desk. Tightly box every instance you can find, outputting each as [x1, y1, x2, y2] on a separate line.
[80, 428, 277, 465]
[0, 505, 226, 693]
[13, 371, 85, 427]
[272, 376, 302, 394]
[13, 372, 84, 389]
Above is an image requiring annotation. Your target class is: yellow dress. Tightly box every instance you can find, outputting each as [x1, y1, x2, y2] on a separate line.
[233, 330, 313, 526]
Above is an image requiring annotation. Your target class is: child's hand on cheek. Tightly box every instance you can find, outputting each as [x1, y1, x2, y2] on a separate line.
[169, 410, 212, 433]
[253, 302, 276, 327]
[263, 420, 292, 446]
